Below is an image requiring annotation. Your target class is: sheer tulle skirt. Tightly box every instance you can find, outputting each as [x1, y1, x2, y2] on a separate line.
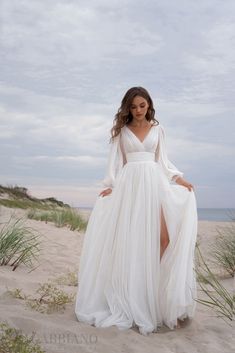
[75, 152, 198, 335]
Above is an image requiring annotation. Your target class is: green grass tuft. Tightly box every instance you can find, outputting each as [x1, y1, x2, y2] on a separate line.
[210, 223, 235, 277]
[0, 322, 45, 353]
[27, 208, 87, 231]
[0, 216, 41, 271]
[195, 244, 235, 323]
[8, 282, 75, 314]
[52, 270, 78, 287]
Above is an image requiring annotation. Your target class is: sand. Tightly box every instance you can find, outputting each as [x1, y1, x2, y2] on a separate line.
[0, 205, 234, 353]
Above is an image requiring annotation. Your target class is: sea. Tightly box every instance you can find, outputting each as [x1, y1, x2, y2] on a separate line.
[197, 208, 235, 222]
[78, 207, 235, 222]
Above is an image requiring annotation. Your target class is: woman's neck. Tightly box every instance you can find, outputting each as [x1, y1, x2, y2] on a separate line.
[128, 118, 150, 128]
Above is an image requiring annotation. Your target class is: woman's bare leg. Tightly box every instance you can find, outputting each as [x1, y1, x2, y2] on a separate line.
[160, 207, 182, 328]
[160, 207, 170, 259]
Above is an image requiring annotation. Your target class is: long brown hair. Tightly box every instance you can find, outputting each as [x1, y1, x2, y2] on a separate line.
[110, 86, 159, 141]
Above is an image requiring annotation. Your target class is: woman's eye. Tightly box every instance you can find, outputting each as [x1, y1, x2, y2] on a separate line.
[131, 105, 145, 109]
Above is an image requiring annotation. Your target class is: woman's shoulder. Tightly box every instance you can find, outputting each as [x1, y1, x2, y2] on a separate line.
[155, 123, 166, 138]
[152, 122, 164, 132]
[151, 120, 162, 127]
[156, 122, 164, 130]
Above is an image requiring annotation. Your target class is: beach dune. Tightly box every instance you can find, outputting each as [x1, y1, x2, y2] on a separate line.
[0, 205, 234, 353]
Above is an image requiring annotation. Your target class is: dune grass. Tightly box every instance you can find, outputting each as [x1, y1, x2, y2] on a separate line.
[0, 184, 70, 210]
[195, 244, 235, 323]
[8, 281, 75, 314]
[209, 222, 235, 277]
[0, 185, 31, 199]
[0, 199, 42, 210]
[52, 269, 78, 286]
[0, 322, 45, 353]
[27, 208, 87, 231]
[0, 183, 87, 232]
[0, 216, 41, 271]
[27, 282, 75, 314]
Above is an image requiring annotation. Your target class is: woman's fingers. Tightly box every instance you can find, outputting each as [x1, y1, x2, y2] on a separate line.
[181, 181, 194, 192]
[187, 183, 194, 192]
[99, 188, 112, 197]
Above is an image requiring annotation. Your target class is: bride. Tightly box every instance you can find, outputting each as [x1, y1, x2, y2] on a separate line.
[75, 86, 198, 335]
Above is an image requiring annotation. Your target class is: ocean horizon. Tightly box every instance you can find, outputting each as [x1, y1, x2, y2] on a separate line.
[77, 207, 235, 222]
[197, 208, 235, 222]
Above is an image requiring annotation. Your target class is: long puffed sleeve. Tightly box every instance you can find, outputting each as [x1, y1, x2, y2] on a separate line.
[155, 124, 184, 182]
[102, 133, 124, 189]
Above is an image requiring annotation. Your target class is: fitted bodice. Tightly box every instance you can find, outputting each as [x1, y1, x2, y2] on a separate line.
[120, 124, 159, 156]
[102, 123, 183, 188]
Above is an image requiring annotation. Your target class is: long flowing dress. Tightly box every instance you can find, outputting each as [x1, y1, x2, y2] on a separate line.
[75, 123, 198, 335]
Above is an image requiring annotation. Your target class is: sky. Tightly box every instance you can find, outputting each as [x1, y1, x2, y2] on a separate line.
[0, 0, 235, 208]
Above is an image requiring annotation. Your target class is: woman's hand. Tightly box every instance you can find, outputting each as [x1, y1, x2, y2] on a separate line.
[175, 177, 194, 192]
[99, 188, 113, 197]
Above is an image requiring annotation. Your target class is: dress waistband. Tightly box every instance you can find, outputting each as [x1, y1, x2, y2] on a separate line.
[126, 152, 155, 163]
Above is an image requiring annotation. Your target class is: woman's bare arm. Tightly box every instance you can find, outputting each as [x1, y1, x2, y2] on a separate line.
[174, 176, 194, 192]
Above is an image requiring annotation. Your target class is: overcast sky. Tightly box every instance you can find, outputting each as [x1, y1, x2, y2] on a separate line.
[0, 0, 234, 208]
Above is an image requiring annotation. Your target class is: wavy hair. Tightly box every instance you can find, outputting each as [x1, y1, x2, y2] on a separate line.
[110, 86, 159, 141]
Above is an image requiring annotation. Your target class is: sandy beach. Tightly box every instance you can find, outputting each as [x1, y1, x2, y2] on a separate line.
[0, 205, 234, 353]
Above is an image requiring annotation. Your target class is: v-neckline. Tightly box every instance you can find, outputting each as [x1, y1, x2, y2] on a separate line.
[125, 123, 156, 144]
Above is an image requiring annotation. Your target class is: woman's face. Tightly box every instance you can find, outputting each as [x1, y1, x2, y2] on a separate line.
[129, 95, 149, 121]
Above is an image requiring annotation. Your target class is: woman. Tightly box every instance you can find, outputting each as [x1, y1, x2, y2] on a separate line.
[75, 87, 198, 335]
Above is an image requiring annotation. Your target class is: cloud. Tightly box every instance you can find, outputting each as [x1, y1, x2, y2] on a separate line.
[0, 0, 234, 207]
[13, 154, 106, 167]
[183, 20, 235, 76]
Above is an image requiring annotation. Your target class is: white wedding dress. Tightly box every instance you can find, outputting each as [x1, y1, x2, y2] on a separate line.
[75, 123, 198, 335]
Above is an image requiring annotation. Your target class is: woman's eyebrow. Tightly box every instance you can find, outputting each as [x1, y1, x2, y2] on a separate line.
[131, 102, 146, 107]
